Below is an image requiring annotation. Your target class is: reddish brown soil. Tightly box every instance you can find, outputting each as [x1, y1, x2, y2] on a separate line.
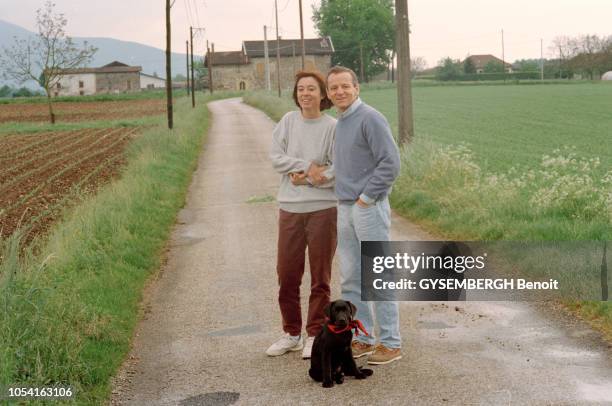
[0, 127, 138, 243]
[0, 99, 165, 123]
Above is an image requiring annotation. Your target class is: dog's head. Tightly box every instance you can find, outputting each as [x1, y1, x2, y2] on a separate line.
[324, 300, 357, 328]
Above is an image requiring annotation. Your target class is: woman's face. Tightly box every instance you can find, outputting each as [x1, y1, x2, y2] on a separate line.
[296, 76, 323, 112]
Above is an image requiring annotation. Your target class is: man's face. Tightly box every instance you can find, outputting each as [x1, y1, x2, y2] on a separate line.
[327, 72, 359, 112]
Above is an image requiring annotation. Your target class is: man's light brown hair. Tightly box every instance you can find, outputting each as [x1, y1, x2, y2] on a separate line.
[292, 71, 333, 111]
[326, 66, 359, 86]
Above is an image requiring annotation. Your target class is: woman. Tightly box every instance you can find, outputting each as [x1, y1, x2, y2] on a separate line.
[267, 71, 336, 359]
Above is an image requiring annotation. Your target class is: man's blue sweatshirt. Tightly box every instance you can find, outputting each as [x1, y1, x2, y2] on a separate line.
[333, 98, 401, 204]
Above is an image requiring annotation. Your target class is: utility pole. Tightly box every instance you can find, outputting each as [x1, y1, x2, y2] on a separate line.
[395, 0, 414, 144]
[391, 49, 395, 83]
[211, 43, 215, 92]
[275, 0, 281, 97]
[541, 38, 544, 81]
[359, 42, 365, 82]
[207, 41, 213, 94]
[264, 26, 271, 91]
[299, 0, 305, 69]
[501, 29, 506, 82]
[190, 26, 195, 107]
[165, 0, 173, 129]
[186, 41, 190, 95]
[292, 42, 296, 75]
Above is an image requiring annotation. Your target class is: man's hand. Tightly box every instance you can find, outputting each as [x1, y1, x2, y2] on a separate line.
[307, 163, 329, 186]
[289, 172, 309, 186]
[356, 198, 371, 208]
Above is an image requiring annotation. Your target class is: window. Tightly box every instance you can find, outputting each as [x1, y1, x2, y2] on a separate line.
[56, 83, 61, 89]
[79, 81, 84, 88]
[79, 90, 84, 96]
[239, 81, 246, 91]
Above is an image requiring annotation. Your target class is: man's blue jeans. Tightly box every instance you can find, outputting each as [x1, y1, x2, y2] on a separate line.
[337, 197, 401, 349]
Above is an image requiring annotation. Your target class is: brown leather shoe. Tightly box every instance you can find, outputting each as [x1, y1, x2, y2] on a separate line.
[351, 341, 375, 359]
[367, 344, 402, 365]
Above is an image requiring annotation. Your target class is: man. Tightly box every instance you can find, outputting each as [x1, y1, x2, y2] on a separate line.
[323, 65, 402, 365]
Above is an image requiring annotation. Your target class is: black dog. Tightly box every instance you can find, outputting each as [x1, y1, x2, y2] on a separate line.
[308, 300, 374, 388]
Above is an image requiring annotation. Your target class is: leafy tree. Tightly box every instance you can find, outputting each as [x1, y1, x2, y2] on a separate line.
[12, 87, 38, 98]
[514, 59, 540, 72]
[463, 58, 476, 74]
[193, 60, 208, 89]
[435, 57, 462, 81]
[483, 60, 504, 73]
[312, 0, 395, 81]
[0, 85, 12, 98]
[0, 1, 96, 123]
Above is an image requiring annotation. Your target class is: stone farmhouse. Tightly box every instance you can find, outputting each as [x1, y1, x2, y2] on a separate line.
[204, 37, 334, 91]
[463, 54, 513, 73]
[52, 61, 142, 97]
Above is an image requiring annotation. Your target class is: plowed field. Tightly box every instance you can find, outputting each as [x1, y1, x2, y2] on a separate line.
[0, 99, 165, 123]
[0, 127, 137, 242]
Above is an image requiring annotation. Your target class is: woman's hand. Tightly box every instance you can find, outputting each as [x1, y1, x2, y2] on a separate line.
[289, 172, 309, 186]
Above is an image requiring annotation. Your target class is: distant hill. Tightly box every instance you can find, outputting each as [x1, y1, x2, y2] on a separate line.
[0, 19, 194, 89]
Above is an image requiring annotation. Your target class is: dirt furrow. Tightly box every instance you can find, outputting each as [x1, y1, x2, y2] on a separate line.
[0, 128, 123, 192]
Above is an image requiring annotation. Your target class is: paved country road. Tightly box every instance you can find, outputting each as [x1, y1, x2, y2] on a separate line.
[111, 98, 612, 405]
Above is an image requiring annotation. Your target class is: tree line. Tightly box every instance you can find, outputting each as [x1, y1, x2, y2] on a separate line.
[433, 34, 612, 81]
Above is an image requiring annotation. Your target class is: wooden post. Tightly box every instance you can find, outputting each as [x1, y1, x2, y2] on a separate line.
[299, 0, 305, 69]
[275, 0, 282, 97]
[190, 26, 195, 107]
[165, 0, 173, 129]
[186, 40, 190, 95]
[395, 0, 414, 144]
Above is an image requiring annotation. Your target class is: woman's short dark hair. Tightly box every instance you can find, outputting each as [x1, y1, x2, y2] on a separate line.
[292, 70, 333, 111]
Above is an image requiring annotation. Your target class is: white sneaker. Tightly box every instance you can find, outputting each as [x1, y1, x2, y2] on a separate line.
[302, 336, 315, 359]
[266, 334, 303, 356]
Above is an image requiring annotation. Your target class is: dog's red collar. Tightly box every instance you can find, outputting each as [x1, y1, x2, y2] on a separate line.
[326, 319, 369, 336]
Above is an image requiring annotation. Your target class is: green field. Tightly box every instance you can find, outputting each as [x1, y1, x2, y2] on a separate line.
[361, 83, 612, 173]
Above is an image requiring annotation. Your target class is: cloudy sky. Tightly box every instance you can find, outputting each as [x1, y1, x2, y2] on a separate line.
[2, 0, 611, 67]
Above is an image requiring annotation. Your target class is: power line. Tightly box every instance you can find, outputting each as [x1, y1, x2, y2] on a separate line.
[183, 0, 194, 27]
[191, 0, 202, 27]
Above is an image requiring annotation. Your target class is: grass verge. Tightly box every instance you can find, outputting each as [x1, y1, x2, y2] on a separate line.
[0, 92, 239, 403]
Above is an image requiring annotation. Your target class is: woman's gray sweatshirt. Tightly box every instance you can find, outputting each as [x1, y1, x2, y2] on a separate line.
[269, 111, 337, 213]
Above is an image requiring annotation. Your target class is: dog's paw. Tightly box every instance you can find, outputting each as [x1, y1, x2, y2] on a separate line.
[335, 374, 344, 384]
[361, 368, 374, 376]
[322, 380, 334, 388]
[354, 373, 366, 380]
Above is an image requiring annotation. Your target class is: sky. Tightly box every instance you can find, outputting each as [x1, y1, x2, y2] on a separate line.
[2, 0, 612, 68]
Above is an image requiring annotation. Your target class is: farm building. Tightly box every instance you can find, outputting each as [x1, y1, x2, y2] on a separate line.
[204, 37, 334, 91]
[140, 72, 167, 90]
[463, 54, 513, 73]
[602, 71, 612, 80]
[52, 61, 141, 97]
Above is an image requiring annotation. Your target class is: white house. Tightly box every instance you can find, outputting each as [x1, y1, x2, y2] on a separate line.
[602, 71, 612, 81]
[140, 72, 167, 89]
[53, 61, 141, 97]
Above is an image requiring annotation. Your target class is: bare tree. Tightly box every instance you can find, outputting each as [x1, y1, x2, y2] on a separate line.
[410, 56, 428, 76]
[0, 1, 97, 123]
